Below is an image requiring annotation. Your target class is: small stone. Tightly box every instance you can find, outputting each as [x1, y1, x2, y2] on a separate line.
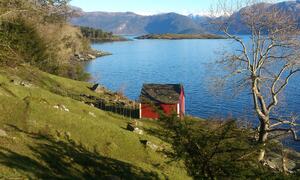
[140, 140, 162, 151]
[133, 127, 143, 135]
[53, 104, 69, 112]
[65, 132, 71, 139]
[0, 129, 7, 137]
[61, 105, 69, 112]
[146, 141, 159, 151]
[89, 112, 96, 118]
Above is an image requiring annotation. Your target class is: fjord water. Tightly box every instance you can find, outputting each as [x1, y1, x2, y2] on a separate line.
[86, 38, 300, 150]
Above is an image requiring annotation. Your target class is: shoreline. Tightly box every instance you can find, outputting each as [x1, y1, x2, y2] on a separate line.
[135, 33, 226, 40]
[73, 49, 112, 62]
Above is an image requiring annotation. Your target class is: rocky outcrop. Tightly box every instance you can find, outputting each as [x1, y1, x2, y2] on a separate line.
[140, 140, 163, 152]
[11, 79, 33, 88]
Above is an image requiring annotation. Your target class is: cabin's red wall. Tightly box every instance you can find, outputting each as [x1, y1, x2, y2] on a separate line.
[179, 87, 185, 118]
[141, 103, 177, 119]
[141, 104, 159, 119]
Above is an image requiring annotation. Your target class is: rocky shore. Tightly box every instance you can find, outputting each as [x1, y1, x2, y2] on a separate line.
[72, 50, 112, 62]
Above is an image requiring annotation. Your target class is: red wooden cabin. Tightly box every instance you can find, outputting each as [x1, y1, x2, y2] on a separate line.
[139, 84, 185, 119]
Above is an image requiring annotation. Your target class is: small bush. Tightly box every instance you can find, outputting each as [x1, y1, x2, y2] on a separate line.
[0, 20, 48, 67]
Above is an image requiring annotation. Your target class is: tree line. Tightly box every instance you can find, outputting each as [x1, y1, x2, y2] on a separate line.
[79, 26, 113, 41]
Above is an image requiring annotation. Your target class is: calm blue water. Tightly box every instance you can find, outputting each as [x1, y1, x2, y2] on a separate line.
[85, 37, 300, 150]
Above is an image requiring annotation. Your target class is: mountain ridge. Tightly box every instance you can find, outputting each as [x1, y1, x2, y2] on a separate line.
[70, 1, 300, 35]
[70, 10, 206, 35]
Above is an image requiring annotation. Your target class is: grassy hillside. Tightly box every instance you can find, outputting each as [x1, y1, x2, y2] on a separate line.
[0, 65, 190, 179]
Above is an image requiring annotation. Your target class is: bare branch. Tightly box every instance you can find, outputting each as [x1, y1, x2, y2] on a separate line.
[270, 117, 300, 128]
[267, 128, 300, 141]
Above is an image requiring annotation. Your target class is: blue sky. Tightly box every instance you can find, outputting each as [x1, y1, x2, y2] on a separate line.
[70, 0, 285, 15]
[71, 0, 221, 15]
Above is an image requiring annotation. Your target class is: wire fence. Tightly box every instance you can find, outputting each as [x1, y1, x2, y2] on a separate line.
[93, 100, 140, 119]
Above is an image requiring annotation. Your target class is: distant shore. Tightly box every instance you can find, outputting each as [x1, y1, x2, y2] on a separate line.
[135, 34, 226, 40]
[90, 36, 129, 42]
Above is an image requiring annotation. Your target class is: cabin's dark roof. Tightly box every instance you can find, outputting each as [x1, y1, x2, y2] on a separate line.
[139, 84, 183, 104]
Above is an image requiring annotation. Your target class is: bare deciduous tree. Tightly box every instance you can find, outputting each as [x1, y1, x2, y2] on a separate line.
[212, 0, 300, 161]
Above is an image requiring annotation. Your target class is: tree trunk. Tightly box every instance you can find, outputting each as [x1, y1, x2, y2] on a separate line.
[251, 77, 270, 162]
[258, 120, 269, 162]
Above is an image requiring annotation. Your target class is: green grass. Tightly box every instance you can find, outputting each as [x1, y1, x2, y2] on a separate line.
[0, 65, 190, 179]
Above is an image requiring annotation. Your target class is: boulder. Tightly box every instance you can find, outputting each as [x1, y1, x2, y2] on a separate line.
[88, 54, 96, 59]
[0, 129, 7, 137]
[90, 84, 105, 94]
[90, 84, 99, 91]
[126, 123, 136, 131]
